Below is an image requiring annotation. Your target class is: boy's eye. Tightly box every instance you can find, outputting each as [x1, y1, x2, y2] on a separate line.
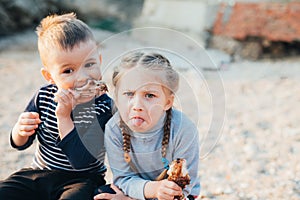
[62, 68, 73, 74]
[85, 62, 96, 68]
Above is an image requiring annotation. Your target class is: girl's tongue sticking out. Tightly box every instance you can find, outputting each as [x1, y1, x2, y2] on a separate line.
[132, 117, 144, 127]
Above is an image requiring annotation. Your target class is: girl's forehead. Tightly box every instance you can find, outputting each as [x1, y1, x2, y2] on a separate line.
[119, 68, 166, 88]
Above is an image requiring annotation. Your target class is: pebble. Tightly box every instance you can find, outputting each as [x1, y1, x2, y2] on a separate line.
[1, 30, 300, 200]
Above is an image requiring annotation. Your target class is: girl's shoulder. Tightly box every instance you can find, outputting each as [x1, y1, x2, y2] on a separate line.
[170, 109, 199, 144]
[171, 109, 196, 127]
[106, 111, 121, 129]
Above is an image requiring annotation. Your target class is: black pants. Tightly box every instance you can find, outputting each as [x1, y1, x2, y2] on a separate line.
[0, 168, 106, 200]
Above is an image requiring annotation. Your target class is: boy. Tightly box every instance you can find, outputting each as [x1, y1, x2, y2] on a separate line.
[0, 13, 113, 199]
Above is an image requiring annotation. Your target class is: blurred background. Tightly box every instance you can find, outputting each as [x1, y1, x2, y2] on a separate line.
[2, 0, 300, 60]
[0, 0, 300, 199]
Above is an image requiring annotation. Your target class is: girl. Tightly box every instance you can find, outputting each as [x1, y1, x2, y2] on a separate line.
[101, 52, 200, 200]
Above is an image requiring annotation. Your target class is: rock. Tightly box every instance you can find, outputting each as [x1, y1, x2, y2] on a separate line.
[0, 0, 144, 35]
[0, 0, 74, 36]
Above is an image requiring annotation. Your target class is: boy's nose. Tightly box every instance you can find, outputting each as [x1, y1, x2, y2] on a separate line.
[76, 69, 91, 83]
[77, 69, 89, 79]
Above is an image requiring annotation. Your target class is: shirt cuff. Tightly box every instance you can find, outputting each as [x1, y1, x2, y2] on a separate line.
[55, 127, 77, 147]
[10, 132, 35, 150]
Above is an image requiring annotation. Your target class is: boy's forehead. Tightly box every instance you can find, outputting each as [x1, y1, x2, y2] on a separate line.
[43, 40, 99, 67]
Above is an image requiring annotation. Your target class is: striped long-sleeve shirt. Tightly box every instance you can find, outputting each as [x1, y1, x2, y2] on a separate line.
[10, 84, 113, 173]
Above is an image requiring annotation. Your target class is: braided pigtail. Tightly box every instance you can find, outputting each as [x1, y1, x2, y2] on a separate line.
[156, 108, 172, 181]
[162, 108, 172, 158]
[120, 118, 131, 163]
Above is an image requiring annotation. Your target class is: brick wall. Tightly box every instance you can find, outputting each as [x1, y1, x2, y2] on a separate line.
[213, 2, 300, 42]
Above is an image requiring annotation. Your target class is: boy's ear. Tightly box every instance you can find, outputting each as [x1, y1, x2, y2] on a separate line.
[41, 68, 54, 84]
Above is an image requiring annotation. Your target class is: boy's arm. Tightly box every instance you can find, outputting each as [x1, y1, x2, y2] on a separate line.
[56, 115, 74, 139]
[10, 112, 39, 149]
[56, 127, 99, 169]
[57, 96, 112, 169]
[10, 93, 39, 150]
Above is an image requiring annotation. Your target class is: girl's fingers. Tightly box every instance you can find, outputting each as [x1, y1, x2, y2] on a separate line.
[159, 180, 182, 199]
[93, 193, 115, 200]
[110, 184, 122, 194]
[163, 180, 182, 191]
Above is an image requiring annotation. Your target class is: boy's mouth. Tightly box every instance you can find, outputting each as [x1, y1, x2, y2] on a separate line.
[74, 80, 106, 97]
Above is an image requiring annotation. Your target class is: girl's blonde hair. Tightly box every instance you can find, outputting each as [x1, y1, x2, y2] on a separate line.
[112, 52, 179, 96]
[112, 52, 179, 166]
[36, 12, 95, 66]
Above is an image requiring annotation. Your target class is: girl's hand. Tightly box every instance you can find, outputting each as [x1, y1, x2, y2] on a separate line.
[93, 184, 134, 200]
[145, 179, 182, 200]
[157, 179, 182, 200]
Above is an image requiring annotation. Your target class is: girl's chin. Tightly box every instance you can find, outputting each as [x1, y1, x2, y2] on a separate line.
[128, 124, 152, 133]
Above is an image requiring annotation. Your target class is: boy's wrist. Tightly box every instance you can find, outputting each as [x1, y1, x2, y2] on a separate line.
[57, 117, 74, 139]
[11, 125, 29, 147]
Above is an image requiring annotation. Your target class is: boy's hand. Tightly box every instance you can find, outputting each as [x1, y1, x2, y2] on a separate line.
[11, 112, 41, 146]
[54, 89, 78, 117]
[54, 89, 78, 139]
[13, 112, 41, 137]
[93, 184, 134, 200]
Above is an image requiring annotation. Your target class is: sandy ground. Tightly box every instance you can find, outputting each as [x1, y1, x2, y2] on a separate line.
[0, 29, 299, 199]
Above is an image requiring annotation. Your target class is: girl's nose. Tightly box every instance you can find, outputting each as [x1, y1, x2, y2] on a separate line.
[132, 96, 143, 111]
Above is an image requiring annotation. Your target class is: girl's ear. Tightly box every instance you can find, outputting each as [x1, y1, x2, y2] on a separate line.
[164, 94, 174, 111]
[41, 68, 54, 84]
[99, 54, 102, 65]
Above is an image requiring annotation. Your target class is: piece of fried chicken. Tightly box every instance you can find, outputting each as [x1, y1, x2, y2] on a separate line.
[167, 158, 191, 199]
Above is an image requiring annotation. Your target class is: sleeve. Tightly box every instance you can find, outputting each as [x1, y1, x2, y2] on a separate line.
[57, 97, 113, 169]
[104, 117, 149, 200]
[172, 115, 201, 197]
[97, 95, 113, 132]
[10, 92, 39, 150]
[56, 127, 98, 169]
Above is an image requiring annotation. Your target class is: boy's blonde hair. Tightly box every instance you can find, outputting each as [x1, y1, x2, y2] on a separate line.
[36, 12, 95, 66]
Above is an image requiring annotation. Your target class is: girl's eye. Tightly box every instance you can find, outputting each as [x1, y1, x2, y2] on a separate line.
[145, 93, 155, 98]
[62, 68, 74, 74]
[123, 91, 134, 97]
